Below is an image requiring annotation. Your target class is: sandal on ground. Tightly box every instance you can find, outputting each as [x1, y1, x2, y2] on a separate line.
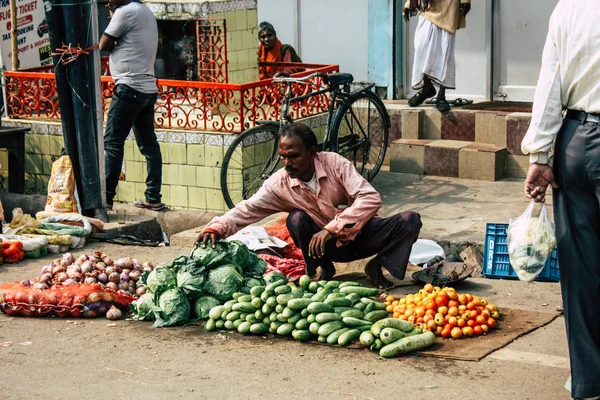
[106, 234, 160, 247]
[453, 98, 473, 107]
[436, 99, 451, 113]
[134, 199, 166, 211]
[408, 87, 437, 107]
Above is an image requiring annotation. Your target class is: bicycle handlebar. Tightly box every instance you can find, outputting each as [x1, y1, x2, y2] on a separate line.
[272, 72, 322, 84]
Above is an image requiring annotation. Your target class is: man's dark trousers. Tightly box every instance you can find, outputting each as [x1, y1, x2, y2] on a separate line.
[553, 116, 600, 399]
[105, 84, 162, 206]
[286, 210, 422, 279]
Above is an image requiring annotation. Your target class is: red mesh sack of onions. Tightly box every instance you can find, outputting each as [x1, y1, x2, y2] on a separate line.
[0, 251, 157, 318]
[0, 283, 135, 318]
[264, 215, 304, 260]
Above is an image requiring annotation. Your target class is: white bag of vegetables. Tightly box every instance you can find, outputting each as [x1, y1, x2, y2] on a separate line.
[507, 200, 557, 282]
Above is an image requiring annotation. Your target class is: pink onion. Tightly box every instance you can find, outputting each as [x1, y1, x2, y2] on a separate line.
[21, 279, 31, 286]
[118, 281, 129, 291]
[85, 277, 97, 285]
[129, 270, 141, 281]
[97, 272, 108, 283]
[52, 265, 65, 274]
[105, 266, 115, 275]
[120, 272, 129, 282]
[95, 262, 106, 272]
[56, 272, 68, 283]
[67, 270, 82, 281]
[108, 272, 120, 283]
[63, 279, 77, 286]
[103, 257, 114, 266]
[128, 286, 135, 295]
[106, 306, 122, 320]
[33, 282, 48, 290]
[41, 265, 52, 274]
[40, 273, 53, 283]
[80, 261, 93, 274]
[106, 282, 118, 291]
[143, 264, 153, 273]
[135, 286, 147, 296]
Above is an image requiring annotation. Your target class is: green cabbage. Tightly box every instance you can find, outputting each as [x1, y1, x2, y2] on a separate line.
[129, 293, 157, 321]
[190, 240, 232, 268]
[176, 257, 207, 300]
[243, 277, 265, 289]
[194, 295, 221, 319]
[146, 267, 177, 295]
[153, 288, 190, 327]
[244, 254, 267, 277]
[228, 240, 250, 267]
[203, 265, 243, 301]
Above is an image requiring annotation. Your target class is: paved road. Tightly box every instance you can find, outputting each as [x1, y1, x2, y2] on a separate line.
[0, 244, 570, 400]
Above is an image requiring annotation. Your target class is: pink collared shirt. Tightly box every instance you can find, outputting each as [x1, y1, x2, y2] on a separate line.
[205, 152, 382, 245]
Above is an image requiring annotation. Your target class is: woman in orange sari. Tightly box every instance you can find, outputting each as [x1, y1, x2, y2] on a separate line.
[258, 22, 302, 80]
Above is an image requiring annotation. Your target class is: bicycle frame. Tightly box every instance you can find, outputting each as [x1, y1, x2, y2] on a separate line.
[268, 73, 376, 151]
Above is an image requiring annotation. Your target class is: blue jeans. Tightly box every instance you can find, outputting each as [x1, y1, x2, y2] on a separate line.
[104, 84, 162, 205]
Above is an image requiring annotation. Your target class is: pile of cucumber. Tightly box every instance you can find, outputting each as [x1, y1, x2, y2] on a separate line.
[360, 318, 436, 358]
[204, 275, 436, 357]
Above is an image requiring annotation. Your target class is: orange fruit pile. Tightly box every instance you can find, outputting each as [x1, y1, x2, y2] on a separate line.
[384, 284, 500, 339]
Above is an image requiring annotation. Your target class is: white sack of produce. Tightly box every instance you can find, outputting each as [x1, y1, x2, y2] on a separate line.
[0, 234, 48, 252]
[507, 200, 556, 282]
[409, 239, 445, 265]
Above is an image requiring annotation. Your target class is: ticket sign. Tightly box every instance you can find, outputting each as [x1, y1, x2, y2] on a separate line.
[0, 0, 51, 69]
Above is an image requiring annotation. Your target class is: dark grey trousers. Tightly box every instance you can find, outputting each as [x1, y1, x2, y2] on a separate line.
[286, 209, 422, 279]
[553, 117, 600, 399]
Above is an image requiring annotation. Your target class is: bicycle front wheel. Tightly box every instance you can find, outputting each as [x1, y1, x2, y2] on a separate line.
[330, 92, 389, 181]
[221, 124, 281, 209]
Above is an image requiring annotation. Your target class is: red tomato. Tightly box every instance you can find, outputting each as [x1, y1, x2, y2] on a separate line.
[491, 311, 500, 319]
[448, 300, 459, 308]
[467, 319, 476, 328]
[425, 300, 437, 310]
[457, 318, 466, 328]
[476, 315, 487, 325]
[441, 328, 452, 338]
[435, 293, 449, 307]
[481, 324, 489, 334]
[473, 325, 483, 335]
[427, 320, 437, 331]
[487, 318, 497, 328]
[448, 316, 458, 326]
[434, 313, 445, 325]
[466, 302, 476, 311]
[458, 294, 468, 305]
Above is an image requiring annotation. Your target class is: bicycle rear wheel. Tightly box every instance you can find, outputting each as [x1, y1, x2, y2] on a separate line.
[221, 124, 281, 209]
[330, 92, 389, 181]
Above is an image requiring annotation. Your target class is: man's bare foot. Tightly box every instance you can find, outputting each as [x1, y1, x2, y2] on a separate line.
[364, 260, 393, 289]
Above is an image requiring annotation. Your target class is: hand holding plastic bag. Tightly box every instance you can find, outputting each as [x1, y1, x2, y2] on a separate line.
[507, 200, 556, 282]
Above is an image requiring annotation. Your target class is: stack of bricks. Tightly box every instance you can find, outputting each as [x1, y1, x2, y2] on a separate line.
[209, 8, 259, 84]
[387, 106, 532, 181]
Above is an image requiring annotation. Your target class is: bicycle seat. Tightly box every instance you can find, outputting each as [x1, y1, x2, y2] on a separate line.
[326, 73, 354, 86]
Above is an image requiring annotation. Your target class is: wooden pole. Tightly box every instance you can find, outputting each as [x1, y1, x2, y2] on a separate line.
[10, 0, 18, 70]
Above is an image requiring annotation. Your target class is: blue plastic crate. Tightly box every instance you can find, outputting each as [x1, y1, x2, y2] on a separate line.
[482, 223, 560, 282]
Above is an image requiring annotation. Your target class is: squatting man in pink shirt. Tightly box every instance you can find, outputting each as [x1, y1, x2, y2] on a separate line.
[198, 123, 422, 289]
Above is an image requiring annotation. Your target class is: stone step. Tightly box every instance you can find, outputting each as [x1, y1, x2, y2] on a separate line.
[389, 139, 508, 181]
[384, 104, 532, 178]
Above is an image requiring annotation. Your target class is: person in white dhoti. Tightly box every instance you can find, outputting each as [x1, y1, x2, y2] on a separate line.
[404, 0, 471, 112]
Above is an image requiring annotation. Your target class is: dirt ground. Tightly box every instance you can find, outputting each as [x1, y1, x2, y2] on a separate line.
[0, 244, 570, 400]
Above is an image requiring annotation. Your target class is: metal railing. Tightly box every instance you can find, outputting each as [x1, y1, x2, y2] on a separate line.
[3, 62, 339, 133]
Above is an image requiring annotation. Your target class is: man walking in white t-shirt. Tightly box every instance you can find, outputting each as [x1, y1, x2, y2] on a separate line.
[100, 0, 165, 211]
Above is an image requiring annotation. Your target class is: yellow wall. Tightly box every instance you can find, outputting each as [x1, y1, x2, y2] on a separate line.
[209, 9, 259, 84]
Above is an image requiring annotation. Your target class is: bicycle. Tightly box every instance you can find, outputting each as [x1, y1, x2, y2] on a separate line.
[220, 71, 390, 209]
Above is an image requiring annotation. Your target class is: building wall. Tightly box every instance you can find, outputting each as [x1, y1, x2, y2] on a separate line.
[208, 8, 259, 84]
[257, 0, 369, 81]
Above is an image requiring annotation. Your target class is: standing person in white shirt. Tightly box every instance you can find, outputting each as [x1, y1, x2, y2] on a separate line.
[521, 1, 600, 398]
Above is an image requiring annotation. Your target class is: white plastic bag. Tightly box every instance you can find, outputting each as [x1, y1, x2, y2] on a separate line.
[409, 239, 445, 265]
[507, 200, 556, 282]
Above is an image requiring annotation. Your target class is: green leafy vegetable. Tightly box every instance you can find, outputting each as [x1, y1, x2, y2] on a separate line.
[153, 288, 190, 328]
[175, 256, 206, 300]
[193, 295, 221, 319]
[146, 267, 177, 296]
[244, 253, 267, 277]
[190, 240, 231, 268]
[129, 293, 157, 321]
[264, 270, 286, 284]
[203, 265, 243, 301]
[228, 240, 250, 267]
